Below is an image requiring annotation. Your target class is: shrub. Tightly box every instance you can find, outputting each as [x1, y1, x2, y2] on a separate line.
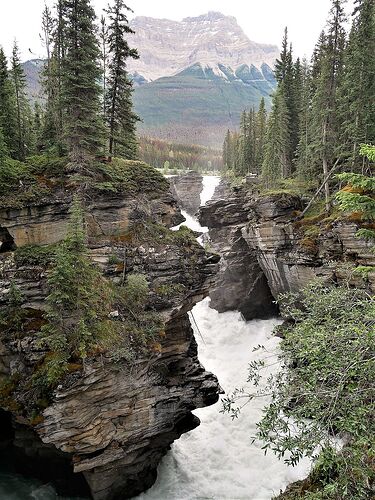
[222, 282, 375, 499]
[14, 244, 57, 267]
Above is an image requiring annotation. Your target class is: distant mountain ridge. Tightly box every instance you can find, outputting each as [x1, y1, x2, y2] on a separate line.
[22, 12, 278, 147]
[128, 12, 279, 82]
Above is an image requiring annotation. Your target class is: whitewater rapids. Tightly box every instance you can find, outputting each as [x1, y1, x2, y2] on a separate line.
[138, 175, 310, 500]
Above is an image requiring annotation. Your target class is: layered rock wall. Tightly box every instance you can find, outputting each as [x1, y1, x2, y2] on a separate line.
[200, 181, 375, 317]
[169, 171, 203, 216]
[0, 179, 220, 499]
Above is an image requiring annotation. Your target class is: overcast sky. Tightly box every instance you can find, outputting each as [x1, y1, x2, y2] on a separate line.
[0, 0, 354, 62]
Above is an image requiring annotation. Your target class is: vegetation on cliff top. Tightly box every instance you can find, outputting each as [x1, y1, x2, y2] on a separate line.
[223, 0, 374, 214]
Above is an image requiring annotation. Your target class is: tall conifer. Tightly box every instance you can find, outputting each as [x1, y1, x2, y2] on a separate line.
[105, 0, 139, 159]
[63, 0, 104, 167]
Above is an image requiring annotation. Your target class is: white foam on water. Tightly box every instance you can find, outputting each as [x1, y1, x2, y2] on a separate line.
[138, 176, 311, 499]
[138, 299, 310, 500]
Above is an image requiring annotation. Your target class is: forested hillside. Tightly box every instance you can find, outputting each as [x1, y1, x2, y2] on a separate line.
[223, 0, 374, 204]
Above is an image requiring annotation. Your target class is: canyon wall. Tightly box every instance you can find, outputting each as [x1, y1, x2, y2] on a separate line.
[0, 167, 220, 499]
[200, 180, 375, 318]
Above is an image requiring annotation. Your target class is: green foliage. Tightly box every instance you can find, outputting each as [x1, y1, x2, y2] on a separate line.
[38, 199, 114, 386]
[360, 143, 375, 163]
[335, 171, 375, 191]
[335, 169, 375, 221]
[0, 158, 33, 195]
[25, 155, 68, 176]
[223, 99, 268, 175]
[105, 0, 139, 159]
[94, 158, 169, 195]
[14, 244, 58, 267]
[336, 191, 375, 217]
[113, 274, 164, 360]
[62, 0, 105, 165]
[0, 282, 25, 336]
[355, 228, 375, 241]
[353, 265, 375, 279]
[222, 282, 375, 499]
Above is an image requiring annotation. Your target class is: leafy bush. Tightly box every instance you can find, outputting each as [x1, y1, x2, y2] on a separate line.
[335, 146, 375, 245]
[0, 158, 33, 195]
[223, 282, 375, 499]
[25, 155, 68, 177]
[14, 244, 58, 267]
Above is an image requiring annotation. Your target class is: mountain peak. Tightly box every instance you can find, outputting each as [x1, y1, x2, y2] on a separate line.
[182, 11, 229, 23]
[128, 13, 279, 82]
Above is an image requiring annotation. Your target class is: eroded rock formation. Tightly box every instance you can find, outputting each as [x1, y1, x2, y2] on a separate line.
[169, 171, 203, 216]
[200, 180, 375, 318]
[0, 168, 220, 499]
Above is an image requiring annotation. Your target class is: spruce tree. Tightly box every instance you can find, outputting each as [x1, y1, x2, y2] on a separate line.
[0, 47, 17, 156]
[338, 0, 375, 171]
[11, 41, 33, 160]
[295, 59, 315, 179]
[255, 98, 267, 173]
[223, 129, 231, 171]
[309, 0, 347, 209]
[0, 126, 8, 163]
[105, 0, 139, 159]
[62, 0, 104, 167]
[262, 86, 291, 184]
[100, 15, 108, 121]
[272, 28, 296, 172]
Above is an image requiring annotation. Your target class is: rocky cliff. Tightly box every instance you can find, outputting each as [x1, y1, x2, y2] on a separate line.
[0, 161, 220, 499]
[200, 180, 375, 318]
[128, 12, 279, 82]
[169, 171, 203, 216]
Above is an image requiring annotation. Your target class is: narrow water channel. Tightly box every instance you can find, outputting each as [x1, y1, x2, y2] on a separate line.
[0, 176, 310, 499]
[138, 176, 311, 500]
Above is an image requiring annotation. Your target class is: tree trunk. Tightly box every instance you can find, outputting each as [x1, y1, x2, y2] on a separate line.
[322, 119, 330, 212]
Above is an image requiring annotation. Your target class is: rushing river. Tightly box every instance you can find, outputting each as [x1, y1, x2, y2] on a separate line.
[137, 176, 310, 499]
[0, 176, 310, 499]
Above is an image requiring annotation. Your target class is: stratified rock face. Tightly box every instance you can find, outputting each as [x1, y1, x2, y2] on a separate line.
[129, 12, 279, 81]
[169, 171, 203, 216]
[200, 181, 277, 320]
[200, 181, 375, 319]
[0, 179, 220, 499]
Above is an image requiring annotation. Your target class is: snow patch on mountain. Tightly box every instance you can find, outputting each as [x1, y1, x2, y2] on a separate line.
[128, 12, 279, 82]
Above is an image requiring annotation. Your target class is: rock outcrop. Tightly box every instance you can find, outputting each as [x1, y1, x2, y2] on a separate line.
[200, 181, 277, 320]
[200, 180, 375, 318]
[0, 166, 220, 499]
[169, 171, 203, 216]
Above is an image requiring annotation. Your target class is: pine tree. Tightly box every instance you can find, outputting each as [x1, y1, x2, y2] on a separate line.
[100, 15, 108, 121]
[295, 59, 315, 178]
[0, 47, 17, 156]
[223, 129, 231, 171]
[11, 41, 32, 160]
[255, 97, 267, 173]
[338, 0, 375, 171]
[40, 3, 61, 152]
[262, 86, 291, 185]
[105, 0, 139, 159]
[62, 0, 104, 167]
[33, 102, 44, 153]
[0, 126, 8, 163]
[272, 28, 296, 172]
[309, 0, 347, 210]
